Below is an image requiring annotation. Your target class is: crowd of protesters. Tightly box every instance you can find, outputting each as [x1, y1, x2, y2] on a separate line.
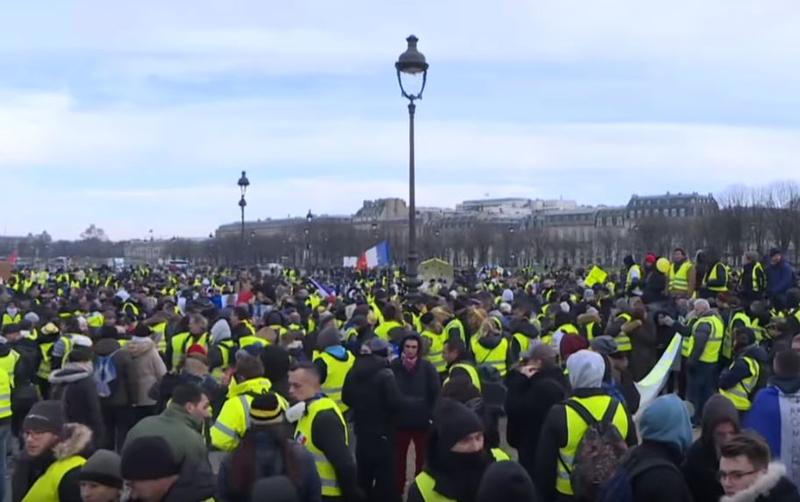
[0, 245, 798, 501]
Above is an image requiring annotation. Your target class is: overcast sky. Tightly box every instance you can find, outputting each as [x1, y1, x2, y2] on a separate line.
[2, 1, 799, 240]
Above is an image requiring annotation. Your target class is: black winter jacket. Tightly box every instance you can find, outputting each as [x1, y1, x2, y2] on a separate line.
[390, 356, 440, 429]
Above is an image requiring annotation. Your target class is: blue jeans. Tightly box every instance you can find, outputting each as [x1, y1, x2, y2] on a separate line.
[687, 362, 719, 424]
[0, 425, 9, 502]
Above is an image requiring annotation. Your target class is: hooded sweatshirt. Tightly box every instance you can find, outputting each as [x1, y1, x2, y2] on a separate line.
[684, 394, 741, 502]
[626, 394, 693, 502]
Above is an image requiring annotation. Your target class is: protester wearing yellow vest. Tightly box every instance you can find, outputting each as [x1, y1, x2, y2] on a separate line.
[407, 398, 511, 502]
[669, 248, 695, 298]
[0, 362, 10, 500]
[313, 327, 355, 413]
[211, 357, 286, 452]
[167, 313, 209, 372]
[17, 400, 92, 502]
[533, 350, 635, 500]
[289, 363, 360, 501]
[667, 299, 724, 424]
[700, 254, 729, 298]
[443, 339, 482, 391]
[470, 317, 511, 377]
[623, 255, 643, 297]
[719, 327, 767, 412]
[420, 313, 448, 375]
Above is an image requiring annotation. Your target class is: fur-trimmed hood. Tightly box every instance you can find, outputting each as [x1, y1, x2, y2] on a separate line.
[53, 423, 93, 460]
[721, 462, 792, 502]
[48, 363, 93, 384]
[125, 336, 155, 357]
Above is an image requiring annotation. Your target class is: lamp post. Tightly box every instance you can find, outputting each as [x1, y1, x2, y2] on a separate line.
[305, 210, 313, 268]
[237, 171, 250, 264]
[395, 35, 428, 295]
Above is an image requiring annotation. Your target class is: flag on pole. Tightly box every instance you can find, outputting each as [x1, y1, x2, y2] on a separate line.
[309, 278, 336, 300]
[7, 250, 18, 266]
[357, 241, 390, 271]
[584, 265, 608, 287]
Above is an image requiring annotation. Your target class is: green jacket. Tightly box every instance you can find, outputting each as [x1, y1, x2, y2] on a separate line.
[123, 403, 207, 466]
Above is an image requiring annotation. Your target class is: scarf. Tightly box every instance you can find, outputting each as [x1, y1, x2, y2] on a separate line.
[402, 353, 418, 371]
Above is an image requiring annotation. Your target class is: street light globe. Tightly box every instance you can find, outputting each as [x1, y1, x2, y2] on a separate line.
[306, 210, 313, 223]
[395, 35, 429, 100]
[238, 170, 250, 195]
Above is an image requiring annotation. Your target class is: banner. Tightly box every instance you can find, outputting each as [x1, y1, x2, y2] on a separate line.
[584, 265, 608, 287]
[634, 333, 682, 416]
[342, 256, 358, 268]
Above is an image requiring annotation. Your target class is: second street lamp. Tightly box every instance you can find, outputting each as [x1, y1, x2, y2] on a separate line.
[395, 34, 429, 295]
[237, 170, 250, 264]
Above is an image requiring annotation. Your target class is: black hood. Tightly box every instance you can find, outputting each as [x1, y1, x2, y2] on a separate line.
[741, 344, 769, 364]
[476, 334, 503, 350]
[350, 353, 389, 380]
[509, 319, 538, 339]
[163, 460, 217, 502]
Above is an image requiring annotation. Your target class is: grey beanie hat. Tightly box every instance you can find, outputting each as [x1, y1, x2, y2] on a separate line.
[80, 449, 123, 489]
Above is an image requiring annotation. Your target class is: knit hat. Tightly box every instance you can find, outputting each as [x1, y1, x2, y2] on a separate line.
[23, 400, 64, 434]
[121, 436, 180, 481]
[559, 334, 589, 361]
[769, 247, 782, 258]
[525, 342, 557, 364]
[434, 398, 484, 451]
[590, 335, 619, 356]
[477, 461, 539, 502]
[366, 337, 391, 357]
[645, 253, 657, 265]
[80, 449, 123, 489]
[251, 476, 299, 502]
[186, 343, 209, 365]
[233, 305, 251, 320]
[249, 392, 285, 426]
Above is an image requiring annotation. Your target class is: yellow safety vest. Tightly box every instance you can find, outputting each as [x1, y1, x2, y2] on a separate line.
[0, 367, 11, 419]
[152, 321, 168, 354]
[470, 337, 509, 376]
[294, 397, 348, 497]
[556, 396, 629, 496]
[422, 330, 447, 373]
[704, 263, 729, 293]
[2, 313, 21, 326]
[724, 311, 752, 361]
[512, 332, 533, 357]
[314, 351, 355, 413]
[684, 315, 724, 363]
[414, 449, 510, 502]
[751, 262, 765, 292]
[445, 363, 482, 392]
[614, 313, 633, 352]
[625, 264, 641, 290]
[37, 342, 55, 380]
[210, 377, 284, 451]
[444, 318, 466, 344]
[375, 320, 404, 341]
[584, 321, 599, 342]
[210, 339, 236, 380]
[170, 332, 208, 370]
[21, 455, 86, 502]
[719, 356, 760, 412]
[0, 350, 20, 388]
[669, 260, 692, 294]
[238, 335, 267, 351]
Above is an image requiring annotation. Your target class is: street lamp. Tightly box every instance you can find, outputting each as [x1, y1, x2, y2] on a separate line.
[305, 210, 313, 267]
[395, 35, 429, 295]
[237, 171, 250, 263]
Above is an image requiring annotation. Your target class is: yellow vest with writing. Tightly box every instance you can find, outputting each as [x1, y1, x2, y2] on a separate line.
[294, 397, 348, 497]
[669, 261, 692, 294]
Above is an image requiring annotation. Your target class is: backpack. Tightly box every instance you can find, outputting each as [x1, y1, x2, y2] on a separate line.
[94, 350, 119, 398]
[561, 398, 628, 501]
[476, 364, 507, 414]
[595, 451, 680, 502]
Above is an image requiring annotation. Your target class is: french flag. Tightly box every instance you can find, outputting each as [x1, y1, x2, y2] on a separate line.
[357, 241, 390, 271]
[309, 278, 337, 301]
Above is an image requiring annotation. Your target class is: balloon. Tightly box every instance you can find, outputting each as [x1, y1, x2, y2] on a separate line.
[656, 257, 670, 274]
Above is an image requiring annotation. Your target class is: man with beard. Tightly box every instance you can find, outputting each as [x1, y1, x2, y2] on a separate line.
[407, 398, 510, 502]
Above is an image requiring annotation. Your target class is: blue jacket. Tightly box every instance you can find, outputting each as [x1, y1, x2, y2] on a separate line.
[744, 376, 800, 458]
[766, 259, 795, 296]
